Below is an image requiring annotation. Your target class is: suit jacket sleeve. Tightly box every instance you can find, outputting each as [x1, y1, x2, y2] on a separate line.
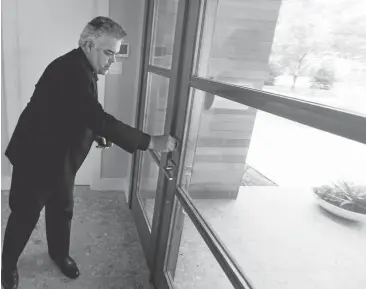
[67, 69, 151, 154]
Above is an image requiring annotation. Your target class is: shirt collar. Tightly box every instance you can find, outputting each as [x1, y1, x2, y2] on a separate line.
[77, 47, 99, 81]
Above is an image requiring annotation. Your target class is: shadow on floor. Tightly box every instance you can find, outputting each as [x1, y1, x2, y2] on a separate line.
[1, 186, 153, 289]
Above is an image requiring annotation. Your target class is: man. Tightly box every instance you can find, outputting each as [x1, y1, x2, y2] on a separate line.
[1, 16, 177, 289]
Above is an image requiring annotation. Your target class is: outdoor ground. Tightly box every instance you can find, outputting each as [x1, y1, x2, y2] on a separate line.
[1, 187, 152, 289]
[143, 186, 366, 289]
[173, 187, 366, 289]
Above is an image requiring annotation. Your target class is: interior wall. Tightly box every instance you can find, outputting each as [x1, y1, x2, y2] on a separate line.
[1, 50, 11, 177]
[101, 0, 145, 187]
[1, 0, 21, 182]
[11, 0, 107, 112]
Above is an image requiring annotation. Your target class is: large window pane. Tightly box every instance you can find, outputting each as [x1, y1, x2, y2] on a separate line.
[165, 200, 234, 289]
[194, 0, 366, 115]
[179, 88, 366, 289]
[150, 0, 179, 69]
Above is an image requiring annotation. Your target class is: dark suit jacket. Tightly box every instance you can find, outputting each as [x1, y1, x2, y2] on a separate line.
[5, 47, 150, 191]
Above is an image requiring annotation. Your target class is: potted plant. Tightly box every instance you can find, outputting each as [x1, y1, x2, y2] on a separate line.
[313, 181, 366, 222]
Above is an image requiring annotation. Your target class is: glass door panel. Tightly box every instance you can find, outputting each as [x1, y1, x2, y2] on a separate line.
[138, 72, 170, 225]
[138, 151, 161, 226]
[150, 0, 179, 69]
[131, 71, 171, 267]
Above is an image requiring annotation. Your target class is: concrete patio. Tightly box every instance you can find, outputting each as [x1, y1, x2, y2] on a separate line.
[1, 187, 153, 289]
[173, 187, 366, 289]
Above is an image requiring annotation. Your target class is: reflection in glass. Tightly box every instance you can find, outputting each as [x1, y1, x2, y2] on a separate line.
[150, 0, 179, 69]
[178, 88, 366, 289]
[137, 152, 160, 227]
[166, 200, 234, 289]
[144, 73, 170, 135]
[137, 73, 170, 227]
[194, 0, 366, 115]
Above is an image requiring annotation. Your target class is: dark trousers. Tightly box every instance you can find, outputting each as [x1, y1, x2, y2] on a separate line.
[1, 165, 74, 271]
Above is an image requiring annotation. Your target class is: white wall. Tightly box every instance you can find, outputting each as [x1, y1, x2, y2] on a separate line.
[1, 0, 109, 188]
[1, 53, 11, 179]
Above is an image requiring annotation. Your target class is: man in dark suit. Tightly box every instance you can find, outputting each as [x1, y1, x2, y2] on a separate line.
[1, 16, 177, 289]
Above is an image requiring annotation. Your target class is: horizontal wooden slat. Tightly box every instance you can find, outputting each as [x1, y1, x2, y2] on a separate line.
[215, 18, 279, 31]
[214, 39, 273, 51]
[208, 59, 270, 72]
[195, 147, 249, 156]
[190, 173, 242, 186]
[211, 48, 272, 60]
[217, 0, 281, 12]
[209, 108, 256, 116]
[185, 184, 240, 199]
[209, 125, 254, 134]
[198, 131, 254, 139]
[209, 119, 256, 127]
[214, 27, 276, 42]
[208, 113, 256, 121]
[187, 183, 239, 192]
[197, 138, 251, 147]
[218, 8, 279, 21]
[192, 160, 245, 169]
[206, 118, 256, 128]
[194, 154, 248, 163]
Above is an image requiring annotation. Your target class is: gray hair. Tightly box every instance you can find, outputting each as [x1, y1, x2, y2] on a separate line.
[78, 16, 127, 48]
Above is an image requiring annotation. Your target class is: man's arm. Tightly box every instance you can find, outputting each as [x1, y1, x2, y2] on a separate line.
[76, 79, 150, 153]
[68, 71, 176, 153]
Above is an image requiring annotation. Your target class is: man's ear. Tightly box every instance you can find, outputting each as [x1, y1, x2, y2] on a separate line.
[85, 40, 94, 53]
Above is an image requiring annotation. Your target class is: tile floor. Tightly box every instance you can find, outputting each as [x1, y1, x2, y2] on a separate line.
[1, 186, 153, 289]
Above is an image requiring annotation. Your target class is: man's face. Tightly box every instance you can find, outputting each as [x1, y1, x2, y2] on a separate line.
[86, 35, 122, 75]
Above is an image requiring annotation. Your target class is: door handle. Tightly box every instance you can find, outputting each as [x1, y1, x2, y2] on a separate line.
[148, 149, 175, 181]
[161, 166, 174, 181]
[164, 159, 176, 171]
[162, 159, 176, 180]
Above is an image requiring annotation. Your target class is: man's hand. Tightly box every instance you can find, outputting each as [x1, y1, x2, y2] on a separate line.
[95, 136, 113, 149]
[149, 135, 178, 152]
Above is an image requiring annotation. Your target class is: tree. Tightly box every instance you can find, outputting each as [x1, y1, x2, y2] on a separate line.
[269, 0, 335, 89]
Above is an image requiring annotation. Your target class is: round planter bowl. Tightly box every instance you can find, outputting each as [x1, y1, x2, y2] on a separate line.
[314, 195, 366, 223]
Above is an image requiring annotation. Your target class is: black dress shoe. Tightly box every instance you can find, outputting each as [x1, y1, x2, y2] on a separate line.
[1, 267, 19, 289]
[50, 256, 80, 279]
